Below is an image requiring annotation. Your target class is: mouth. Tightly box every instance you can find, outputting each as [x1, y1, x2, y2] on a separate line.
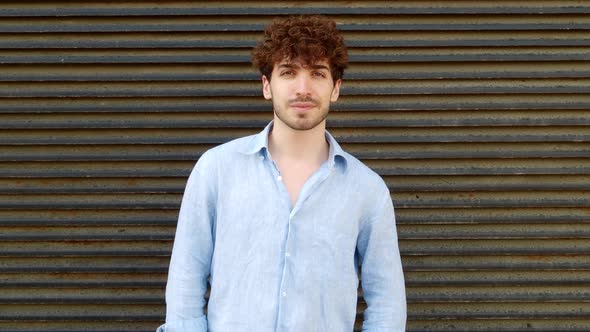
[290, 102, 316, 112]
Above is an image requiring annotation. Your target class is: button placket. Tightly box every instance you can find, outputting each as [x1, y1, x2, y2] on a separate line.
[276, 204, 299, 329]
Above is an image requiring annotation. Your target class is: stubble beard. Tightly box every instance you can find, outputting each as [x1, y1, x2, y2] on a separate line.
[273, 99, 330, 131]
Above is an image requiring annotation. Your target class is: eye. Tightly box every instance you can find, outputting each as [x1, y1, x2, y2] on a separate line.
[280, 70, 295, 76]
[313, 71, 327, 78]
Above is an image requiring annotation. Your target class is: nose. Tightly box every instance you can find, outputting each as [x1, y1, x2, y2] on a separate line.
[295, 75, 312, 96]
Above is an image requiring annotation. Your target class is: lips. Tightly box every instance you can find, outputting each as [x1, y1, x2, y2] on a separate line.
[290, 102, 316, 111]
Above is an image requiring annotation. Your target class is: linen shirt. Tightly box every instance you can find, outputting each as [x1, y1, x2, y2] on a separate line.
[158, 122, 406, 332]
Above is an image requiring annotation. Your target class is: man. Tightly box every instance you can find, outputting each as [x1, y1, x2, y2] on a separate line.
[158, 15, 406, 332]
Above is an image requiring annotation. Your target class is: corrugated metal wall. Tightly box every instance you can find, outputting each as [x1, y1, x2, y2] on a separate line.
[1, 1, 589, 331]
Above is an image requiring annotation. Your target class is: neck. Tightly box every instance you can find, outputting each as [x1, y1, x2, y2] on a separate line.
[268, 119, 329, 163]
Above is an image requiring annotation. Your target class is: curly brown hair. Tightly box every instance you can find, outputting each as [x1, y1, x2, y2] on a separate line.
[251, 15, 348, 82]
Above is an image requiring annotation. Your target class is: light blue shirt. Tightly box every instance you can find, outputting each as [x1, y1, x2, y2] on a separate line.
[158, 122, 406, 332]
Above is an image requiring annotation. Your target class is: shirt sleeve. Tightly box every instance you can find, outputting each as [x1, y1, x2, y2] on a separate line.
[357, 184, 407, 332]
[158, 151, 218, 332]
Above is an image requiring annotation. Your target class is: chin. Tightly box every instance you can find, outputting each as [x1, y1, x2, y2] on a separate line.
[288, 120, 324, 131]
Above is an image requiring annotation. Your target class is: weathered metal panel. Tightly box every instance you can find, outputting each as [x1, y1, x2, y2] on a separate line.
[0, 1, 589, 331]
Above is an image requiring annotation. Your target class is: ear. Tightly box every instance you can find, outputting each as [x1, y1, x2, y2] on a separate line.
[262, 75, 272, 100]
[330, 79, 342, 102]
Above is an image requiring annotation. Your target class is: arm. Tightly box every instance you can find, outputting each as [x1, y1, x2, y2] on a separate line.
[357, 185, 407, 332]
[157, 151, 218, 332]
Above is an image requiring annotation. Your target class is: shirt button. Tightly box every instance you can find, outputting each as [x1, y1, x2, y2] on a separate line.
[277, 175, 282, 181]
[259, 155, 264, 160]
[285, 252, 290, 257]
[282, 292, 287, 297]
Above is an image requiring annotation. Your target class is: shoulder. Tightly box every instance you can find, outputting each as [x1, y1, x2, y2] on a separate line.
[194, 135, 255, 172]
[341, 151, 389, 195]
[339, 153, 396, 229]
[338, 151, 392, 219]
[207, 134, 256, 156]
[196, 134, 257, 165]
[186, 134, 257, 186]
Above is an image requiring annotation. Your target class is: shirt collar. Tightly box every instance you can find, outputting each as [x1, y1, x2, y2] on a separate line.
[239, 121, 348, 172]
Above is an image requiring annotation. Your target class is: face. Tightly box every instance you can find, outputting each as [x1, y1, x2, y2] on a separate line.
[262, 59, 342, 131]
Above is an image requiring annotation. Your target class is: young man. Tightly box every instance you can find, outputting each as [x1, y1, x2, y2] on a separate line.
[158, 15, 406, 332]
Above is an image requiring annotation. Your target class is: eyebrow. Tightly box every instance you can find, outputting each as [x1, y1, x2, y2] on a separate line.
[278, 64, 330, 71]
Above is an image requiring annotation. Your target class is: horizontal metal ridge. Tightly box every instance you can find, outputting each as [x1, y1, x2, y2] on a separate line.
[410, 329, 588, 332]
[407, 294, 590, 303]
[2, 174, 589, 193]
[402, 246, 590, 256]
[402, 255, 590, 271]
[0, 266, 167, 273]
[0, 208, 176, 224]
[0, 251, 590, 270]
[3, 51, 590, 64]
[1, 147, 588, 162]
[399, 233, 590, 241]
[2, 111, 589, 128]
[1, 289, 588, 304]
[404, 270, 590, 286]
[5, 221, 589, 239]
[406, 326, 590, 332]
[2, 21, 590, 33]
[0, 313, 162, 322]
[371, 161, 590, 176]
[3, 95, 590, 113]
[0, 271, 166, 283]
[392, 191, 590, 208]
[4, 70, 590, 82]
[0, 298, 162, 305]
[0, 177, 187, 193]
[2, 125, 590, 141]
[1, 207, 587, 226]
[4, 63, 590, 81]
[0, 226, 174, 239]
[0, 275, 562, 288]
[0, 326, 162, 332]
[2, 79, 590, 97]
[396, 207, 590, 224]
[0, 329, 159, 332]
[2, 241, 589, 256]
[0, 234, 174, 241]
[0, 161, 192, 178]
[8, 226, 590, 241]
[2, 214, 586, 229]
[1, 159, 588, 177]
[0, 257, 168, 272]
[0, 193, 182, 209]
[0, 327, 160, 332]
[0, 281, 165, 288]
[407, 313, 590, 320]
[0, 250, 172, 258]
[1, 3, 590, 16]
[1, 34, 589, 49]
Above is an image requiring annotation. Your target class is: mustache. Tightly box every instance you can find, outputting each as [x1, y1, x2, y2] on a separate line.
[289, 96, 318, 104]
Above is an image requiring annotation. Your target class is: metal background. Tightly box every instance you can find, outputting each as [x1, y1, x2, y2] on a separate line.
[1, 1, 590, 331]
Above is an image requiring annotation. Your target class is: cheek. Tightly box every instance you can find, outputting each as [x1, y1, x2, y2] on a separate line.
[271, 85, 290, 99]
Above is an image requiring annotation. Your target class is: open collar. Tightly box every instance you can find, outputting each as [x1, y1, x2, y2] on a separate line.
[239, 121, 348, 172]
